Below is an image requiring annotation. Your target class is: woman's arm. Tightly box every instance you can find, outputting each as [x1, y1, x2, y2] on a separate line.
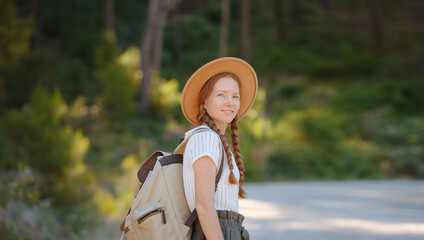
[193, 156, 224, 240]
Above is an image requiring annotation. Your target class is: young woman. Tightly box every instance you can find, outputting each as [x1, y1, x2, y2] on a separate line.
[180, 57, 258, 240]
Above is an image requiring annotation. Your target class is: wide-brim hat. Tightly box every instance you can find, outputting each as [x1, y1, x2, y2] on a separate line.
[181, 57, 258, 126]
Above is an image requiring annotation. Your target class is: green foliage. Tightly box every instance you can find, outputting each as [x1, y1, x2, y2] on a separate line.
[1, 0, 424, 238]
[335, 79, 424, 115]
[266, 108, 381, 180]
[118, 46, 142, 88]
[0, 0, 31, 67]
[94, 32, 136, 123]
[377, 80, 424, 114]
[0, 170, 40, 207]
[1, 50, 95, 111]
[94, 32, 119, 67]
[1, 88, 92, 206]
[1, 51, 58, 110]
[162, 7, 221, 81]
[239, 88, 272, 181]
[94, 62, 136, 122]
[0, 199, 100, 239]
[254, 28, 378, 78]
[358, 110, 424, 178]
[57, 59, 92, 102]
[149, 74, 183, 123]
[0, 219, 28, 240]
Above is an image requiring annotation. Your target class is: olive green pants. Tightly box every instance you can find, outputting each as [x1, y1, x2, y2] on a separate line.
[191, 210, 250, 240]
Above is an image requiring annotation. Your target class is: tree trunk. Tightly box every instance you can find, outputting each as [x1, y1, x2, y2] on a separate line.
[240, 0, 250, 61]
[106, 0, 114, 33]
[273, 0, 284, 38]
[317, 0, 332, 10]
[317, 0, 334, 21]
[368, 0, 384, 56]
[291, 0, 303, 26]
[139, 0, 182, 118]
[172, 13, 182, 65]
[30, 0, 40, 50]
[420, 38, 424, 77]
[220, 0, 230, 57]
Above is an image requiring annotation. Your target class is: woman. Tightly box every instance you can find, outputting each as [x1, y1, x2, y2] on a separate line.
[180, 57, 258, 240]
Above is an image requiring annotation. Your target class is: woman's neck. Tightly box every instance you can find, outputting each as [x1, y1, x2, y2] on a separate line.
[201, 123, 227, 134]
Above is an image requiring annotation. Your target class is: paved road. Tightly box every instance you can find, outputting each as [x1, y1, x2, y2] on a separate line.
[239, 180, 424, 240]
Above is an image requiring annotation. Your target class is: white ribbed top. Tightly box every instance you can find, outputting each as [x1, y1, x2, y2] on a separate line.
[183, 126, 240, 213]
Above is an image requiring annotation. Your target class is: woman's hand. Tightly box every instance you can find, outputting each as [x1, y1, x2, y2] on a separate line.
[193, 156, 224, 240]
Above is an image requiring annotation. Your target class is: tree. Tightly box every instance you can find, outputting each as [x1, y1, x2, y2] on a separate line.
[420, 39, 424, 76]
[171, 10, 182, 65]
[368, 0, 384, 56]
[240, 0, 250, 61]
[273, 0, 285, 38]
[291, 0, 303, 26]
[220, 0, 230, 57]
[106, 0, 115, 33]
[139, 0, 182, 118]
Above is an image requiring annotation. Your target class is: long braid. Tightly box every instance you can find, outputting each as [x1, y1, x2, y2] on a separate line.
[198, 104, 238, 185]
[231, 119, 246, 198]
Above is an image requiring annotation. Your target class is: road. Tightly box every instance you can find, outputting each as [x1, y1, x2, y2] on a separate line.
[239, 180, 424, 240]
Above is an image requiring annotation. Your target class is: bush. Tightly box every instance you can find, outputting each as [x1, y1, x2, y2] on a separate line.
[149, 74, 182, 123]
[93, 32, 136, 124]
[266, 108, 381, 179]
[0, 219, 28, 240]
[94, 61, 136, 122]
[359, 111, 424, 178]
[0, 88, 92, 206]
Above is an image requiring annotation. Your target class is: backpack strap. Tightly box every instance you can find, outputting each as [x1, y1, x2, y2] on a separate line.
[173, 126, 210, 155]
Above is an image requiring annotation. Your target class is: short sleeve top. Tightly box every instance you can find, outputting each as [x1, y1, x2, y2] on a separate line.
[182, 126, 240, 212]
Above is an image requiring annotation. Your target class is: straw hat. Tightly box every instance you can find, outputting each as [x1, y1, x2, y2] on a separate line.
[181, 57, 258, 126]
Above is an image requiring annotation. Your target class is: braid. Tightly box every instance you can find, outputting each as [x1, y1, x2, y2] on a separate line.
[231, 119, 247, 198]
[198, 103, 238, 185]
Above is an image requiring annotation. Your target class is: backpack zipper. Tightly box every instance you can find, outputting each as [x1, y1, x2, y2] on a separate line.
[137, 208, 166, 225]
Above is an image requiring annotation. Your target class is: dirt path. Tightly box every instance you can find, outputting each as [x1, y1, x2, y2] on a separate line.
[239, 180, 424, 240]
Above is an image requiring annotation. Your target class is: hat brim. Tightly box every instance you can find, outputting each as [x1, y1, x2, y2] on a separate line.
[181, 57, 258, 126]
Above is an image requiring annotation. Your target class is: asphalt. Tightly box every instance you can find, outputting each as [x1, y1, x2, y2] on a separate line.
[239, 180, 424, 240]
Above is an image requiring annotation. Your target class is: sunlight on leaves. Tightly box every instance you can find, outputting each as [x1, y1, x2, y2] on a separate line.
[120, 154, 139, 171]
[94, 189, 117, 216]
[118, 46, 142, 88]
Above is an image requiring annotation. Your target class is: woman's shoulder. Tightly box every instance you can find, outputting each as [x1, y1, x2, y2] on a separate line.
[185, 126, 222, 164]
[186, 126, 221, 147]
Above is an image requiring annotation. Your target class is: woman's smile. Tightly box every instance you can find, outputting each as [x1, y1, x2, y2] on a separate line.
[222, 110, 234, 114]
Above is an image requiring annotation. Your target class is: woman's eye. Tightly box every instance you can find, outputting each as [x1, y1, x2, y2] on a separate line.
[233, 95, 240, 99]
[217, 93, 224, 97]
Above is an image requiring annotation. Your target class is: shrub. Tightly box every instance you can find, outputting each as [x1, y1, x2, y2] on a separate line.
[93, 32, 136, 124]
[266, 108, 381, 179]
[359, 111, 424, 178]
[0, 219, 28, 240]
[0, 88, 92, 206]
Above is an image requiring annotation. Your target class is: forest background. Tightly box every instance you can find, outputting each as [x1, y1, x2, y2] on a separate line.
[1, 0, 423, 239]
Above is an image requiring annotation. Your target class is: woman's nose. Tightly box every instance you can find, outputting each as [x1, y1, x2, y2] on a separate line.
[225, 96, 235, 105]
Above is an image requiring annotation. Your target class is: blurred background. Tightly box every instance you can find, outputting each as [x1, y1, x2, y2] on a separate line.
[0, 0, 423, 239]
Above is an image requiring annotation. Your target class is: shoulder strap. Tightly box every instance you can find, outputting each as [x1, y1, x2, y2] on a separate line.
[215, 144, 225, 190]
[183, 132, 225, 227]
[173, 126, 210, 154]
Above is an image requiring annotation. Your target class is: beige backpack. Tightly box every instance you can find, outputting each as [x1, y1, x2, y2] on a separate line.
[120, 127, 224, 240]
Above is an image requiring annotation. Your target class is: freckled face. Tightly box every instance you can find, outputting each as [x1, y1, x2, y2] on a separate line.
[204, 77, 240, 131]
